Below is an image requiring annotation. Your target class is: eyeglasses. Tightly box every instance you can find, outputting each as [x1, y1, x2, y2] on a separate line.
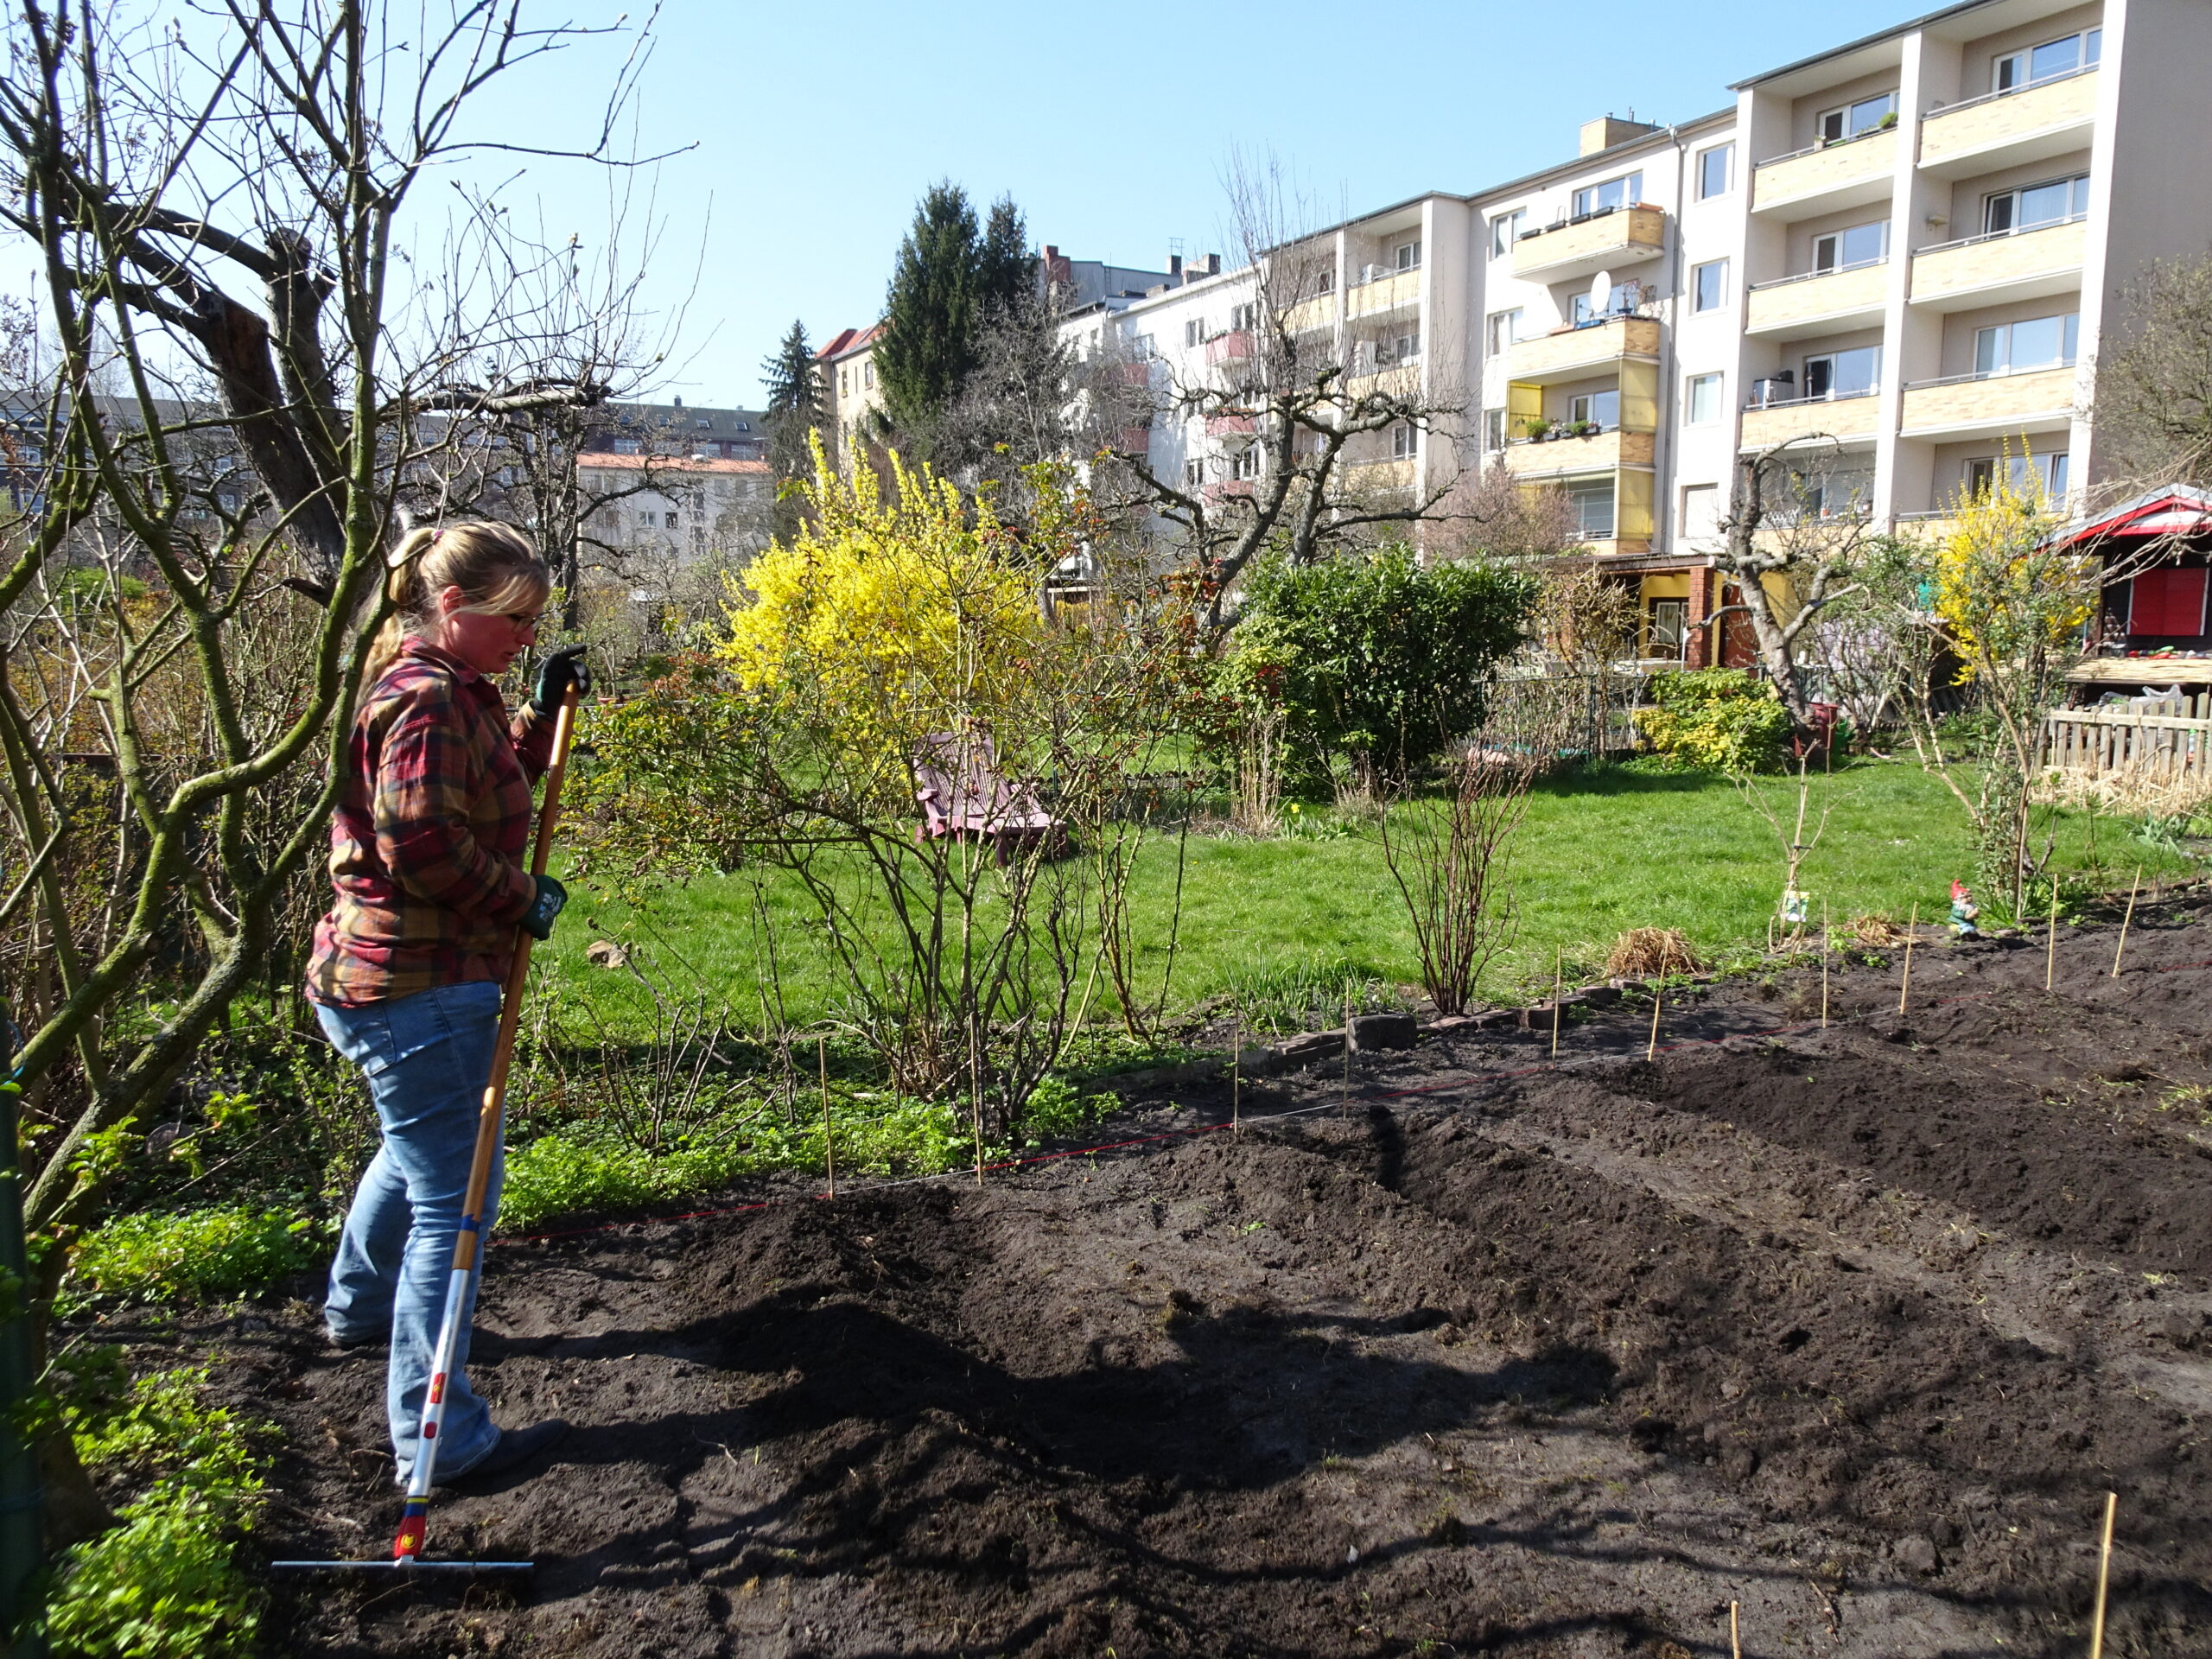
[505, 611, 546, 631]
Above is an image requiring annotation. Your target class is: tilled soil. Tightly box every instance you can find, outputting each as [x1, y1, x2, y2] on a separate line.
[132, 897, 2212, 1656]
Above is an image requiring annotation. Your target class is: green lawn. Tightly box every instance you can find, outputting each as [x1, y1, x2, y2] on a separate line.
[544, 759, 2190, 1038]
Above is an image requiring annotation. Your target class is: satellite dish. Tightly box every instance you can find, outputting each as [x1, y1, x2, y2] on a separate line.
[1589, 270, 1614, 315]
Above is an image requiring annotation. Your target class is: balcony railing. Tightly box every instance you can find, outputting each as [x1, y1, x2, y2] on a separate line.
[1741, 385, 1879, 410]
[1746, 255, 1887, 291]
[1918, 66, 2100, 176]
[1756, 118, 1901, 170]
[1901, 359, 2076, 392]
[1204, 330, 1254, 365]
[1924, 61, 2096, 119]
[1916, 212, 2086, 257]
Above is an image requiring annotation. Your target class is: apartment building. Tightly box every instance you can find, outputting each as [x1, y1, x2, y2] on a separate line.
[1073, 0, 2212, 662]
[815, 324, 887, 461]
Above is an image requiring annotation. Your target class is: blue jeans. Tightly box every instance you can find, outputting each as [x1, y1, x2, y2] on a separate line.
[316, 980, 505, 1481]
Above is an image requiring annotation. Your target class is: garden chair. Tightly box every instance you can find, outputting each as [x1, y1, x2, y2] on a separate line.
[912, 730, 1068, 861]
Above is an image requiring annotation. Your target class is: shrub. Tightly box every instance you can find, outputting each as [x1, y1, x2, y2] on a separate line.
[1235, 546, 1535, 787]
[1631, 669, 1790, 772]
[66, 1206, 323, 1310]
[38, 1368, 267, 1659]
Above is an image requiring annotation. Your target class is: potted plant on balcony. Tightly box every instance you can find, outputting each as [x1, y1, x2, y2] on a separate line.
[1567, 419, 1600, 438]
[1521, 416, 1552, 442]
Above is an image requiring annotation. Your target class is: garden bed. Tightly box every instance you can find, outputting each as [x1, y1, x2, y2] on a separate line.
[118, 894, 2212, 1655]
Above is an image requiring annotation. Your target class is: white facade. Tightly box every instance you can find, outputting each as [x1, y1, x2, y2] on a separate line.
[1065, 0, 2212, 656]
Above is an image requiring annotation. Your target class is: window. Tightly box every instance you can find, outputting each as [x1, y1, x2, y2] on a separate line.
[1812, 220, 1889, 272]
[1982, 174, 2090, 235]
[735, 420, 752, 432]
[1993, 28, 2101, 92]
[1802, 345, 1881, 399]
[838, 370, 849, 396]
[1483, 407, 1507, 451]
[1133, 334, 1155, 359]
[1966, 450, 2069, 499]
[636, 510, 655, 528]
[863, 363, 874, 388]
[1571, 281, 1642, 325]
[613, 436, 641, 454]
[1183, 458, 1205, 488]
[695, 417, 711, 429]
[1649, 600, 1689, 659]
[1485, 308, 1522, 354]
[1395, 238, 1422, 270]
[664, 511, 679, 529]
[1390, 422, 1419, 461]
[1230, 301, 1258, 332]
[1388, 327, 1421, 365]
[1817, 92, 1897, 144]
[1572, 172, 1643, 217]
[2128, 566, 2208, 637]
[1568, 389, 1620, 429]
[1696, 143, 1733, 200]
[1185, 319, 1206, 348]
[1693, 259, 1728, 313]
[1231, 443, 1261, 480]
[1489, 210, 1526, 257]
[216, 490, 241, 513]
[1315, 267, 1335, 295]
[1791, 467, 1874, 520]
[1973, 311, 2080, 376]
[1681, 482, 1720, 543]
[1686, 372, 1723, 425]
[1565, 477, 1615, 539]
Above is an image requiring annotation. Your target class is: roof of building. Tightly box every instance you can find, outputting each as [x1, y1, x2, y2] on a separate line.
[816, 323, 884, 364]
[2053, 485, 2212, 550]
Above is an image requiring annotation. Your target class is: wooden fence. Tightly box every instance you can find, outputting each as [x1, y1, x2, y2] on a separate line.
[2043, 695, 2212, 785]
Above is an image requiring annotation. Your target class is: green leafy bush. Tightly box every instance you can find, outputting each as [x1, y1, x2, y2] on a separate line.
[66, 1206, 323, 1310]
[1631, 669, 1791, 772]
[1233, 546, 1535, 786]
[38, 1368, 267, 1658]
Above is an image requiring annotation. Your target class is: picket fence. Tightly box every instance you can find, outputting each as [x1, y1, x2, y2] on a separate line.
[2043, 693, 2212, 785]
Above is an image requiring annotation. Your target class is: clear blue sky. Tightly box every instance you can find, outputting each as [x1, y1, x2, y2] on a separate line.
[462, 0, 1938, 408]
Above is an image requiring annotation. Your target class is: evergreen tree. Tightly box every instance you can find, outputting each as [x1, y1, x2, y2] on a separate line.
[760, 318, 819, 541]
[877, 182, 982, 435]
[976, 196, 1034, 316]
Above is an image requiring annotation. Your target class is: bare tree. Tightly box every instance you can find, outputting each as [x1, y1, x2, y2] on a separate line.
[1090, 157, 1467, 626]
[0, 0, 670, 1545]
[1708, 435, 1885, 734]
[2093, 251, 2212, 487]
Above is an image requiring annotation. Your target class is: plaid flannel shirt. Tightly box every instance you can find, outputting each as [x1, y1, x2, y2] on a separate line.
[306, 639, 555, 1006]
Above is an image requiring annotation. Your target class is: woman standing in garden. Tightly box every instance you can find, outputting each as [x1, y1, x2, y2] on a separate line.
[305, 520, 587, 1488]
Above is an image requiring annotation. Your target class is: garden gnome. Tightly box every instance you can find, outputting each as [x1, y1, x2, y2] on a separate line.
[1948, 880, 1980, 940]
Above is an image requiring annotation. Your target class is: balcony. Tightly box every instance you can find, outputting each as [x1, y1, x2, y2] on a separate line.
[1751, 126, 1898, 217]
[1344, 268, 1421, 320]
[1205, 412, 1255, 437]
[1893, 511, 1962, 543]
[1898, 364, 2075, 440]
[1909, 217, 2086, 311]
[1504, 315, 1661, 386]
[1512, 204, 1667, 283]
[1918, 67, 2099, 178]
[1500, 427, 1656, 480]
[1744, 260, 1890, 340]
[1284, 292, 1338, 334]
[1205, 330, 1254, 365]
[1739, 389, 1882, 450]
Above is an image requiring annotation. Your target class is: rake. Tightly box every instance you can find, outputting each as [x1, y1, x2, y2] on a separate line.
[273, 677, 582, 1578]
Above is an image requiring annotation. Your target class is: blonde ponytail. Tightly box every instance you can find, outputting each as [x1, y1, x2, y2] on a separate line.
[362, 520, 551, 684]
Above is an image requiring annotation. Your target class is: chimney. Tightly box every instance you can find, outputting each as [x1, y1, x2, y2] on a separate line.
[1580, 115, 1660, 156]
[672, 393, 684, 409]
[1204, 252, 1221, 276]
[1168, 252, 1183, 279]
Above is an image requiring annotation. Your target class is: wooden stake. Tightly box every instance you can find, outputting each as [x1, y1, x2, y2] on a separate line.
[1820, 899, 1831, 1029]
[1232, 1017, 1242, 1134]
[1550, 945, 1564, 1059]
[2046, 887, 2060, 993]
[1646, 980, 1662, 1062]
[2088, 1491, 2117, 1659]
[1729, 1600, 1741, 1659]
[2112, 867, 2142, 979]
[971, 1020, 985, 1187]
[1341, 988, 1352, 1116]
[1898, 903, 1917, 1015]
[818, 1036, 834, 1200]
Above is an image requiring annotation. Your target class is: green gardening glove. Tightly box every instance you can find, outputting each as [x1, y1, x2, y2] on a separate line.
[531, 645, 591, 715]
